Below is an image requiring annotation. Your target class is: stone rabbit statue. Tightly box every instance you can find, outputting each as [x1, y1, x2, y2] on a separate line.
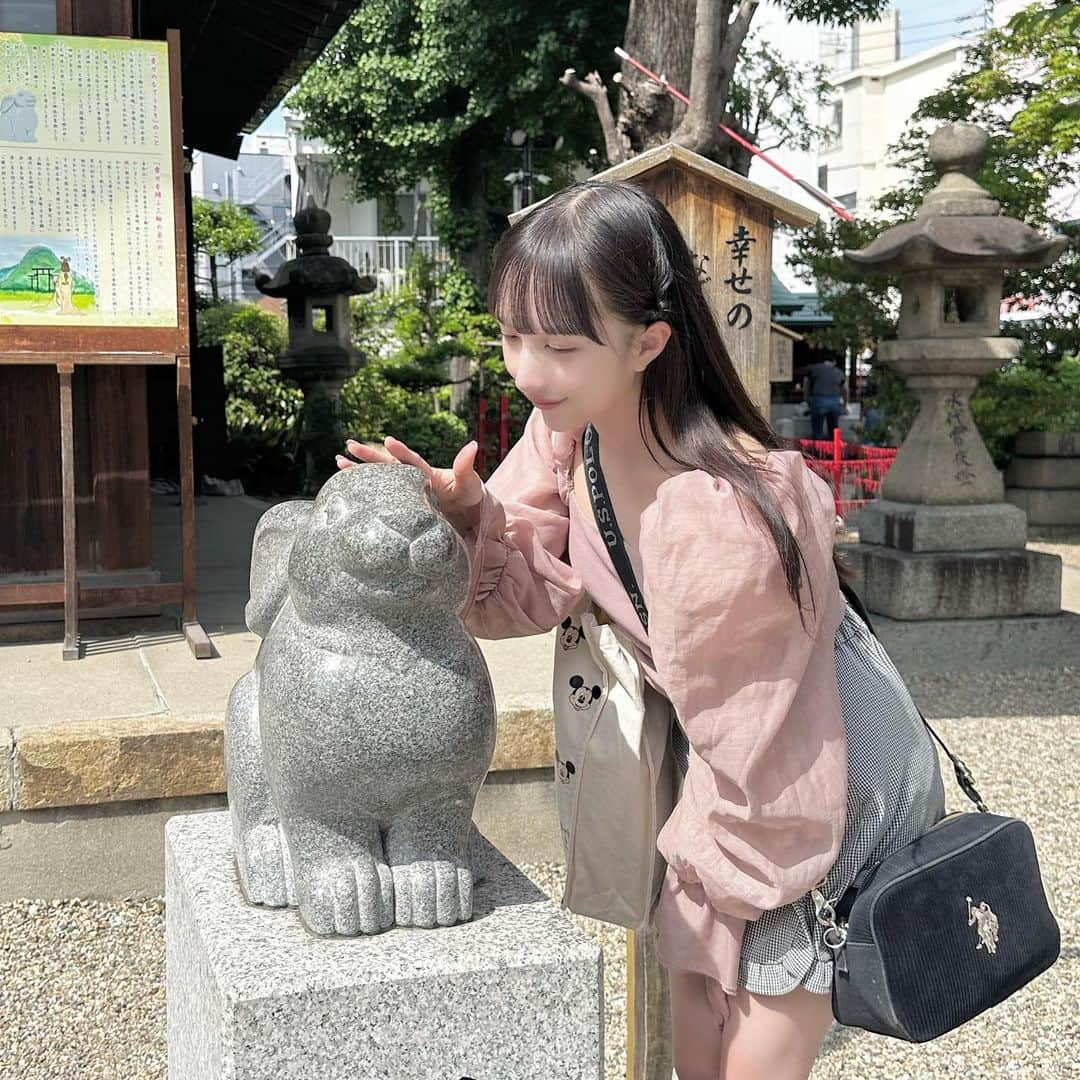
[224, 462, 496, 935]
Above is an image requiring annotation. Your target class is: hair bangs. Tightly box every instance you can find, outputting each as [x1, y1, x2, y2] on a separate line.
[489, 229, 606, 344]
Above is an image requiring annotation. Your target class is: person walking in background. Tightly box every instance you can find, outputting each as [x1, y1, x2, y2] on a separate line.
[802, 358, 848, 440]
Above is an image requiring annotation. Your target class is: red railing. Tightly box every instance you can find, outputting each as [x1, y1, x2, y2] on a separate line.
[475, 393, 514, 476]
[797, 428, 898, 520]
[475, 405, 898, 521]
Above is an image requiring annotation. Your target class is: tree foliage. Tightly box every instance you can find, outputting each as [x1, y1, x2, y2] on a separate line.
[288, 0, 624, 278]
[191, 198, 263, 302]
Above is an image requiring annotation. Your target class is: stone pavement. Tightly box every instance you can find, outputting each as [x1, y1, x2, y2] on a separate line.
[1, 494, 1077, 1078]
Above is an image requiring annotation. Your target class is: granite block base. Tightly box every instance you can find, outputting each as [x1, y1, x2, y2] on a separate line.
[857, 610, 1080, 676]
[1005, 487, 1080, 527]
[840, 543, 1061, 620]
[166, 812, 603, 1080]
[855, 500, 1028, 552]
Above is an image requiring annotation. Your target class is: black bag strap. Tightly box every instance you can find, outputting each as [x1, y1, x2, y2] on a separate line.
[581, 422, 989, 814]
[581, 422, 650, 635]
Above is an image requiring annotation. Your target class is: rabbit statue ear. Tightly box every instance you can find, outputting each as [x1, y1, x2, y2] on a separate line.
[244, 500, 313, 637]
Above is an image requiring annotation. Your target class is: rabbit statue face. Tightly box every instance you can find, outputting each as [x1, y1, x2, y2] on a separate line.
[287, 462, 471, 625]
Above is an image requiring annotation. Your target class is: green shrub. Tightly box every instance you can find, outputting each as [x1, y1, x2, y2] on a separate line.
[196, 302, 303, 493]
[344, 253, 508, 468]
[971, 354, 1080, 464]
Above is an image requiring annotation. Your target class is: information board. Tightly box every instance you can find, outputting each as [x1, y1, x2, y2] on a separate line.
[0, 32, 178, 328]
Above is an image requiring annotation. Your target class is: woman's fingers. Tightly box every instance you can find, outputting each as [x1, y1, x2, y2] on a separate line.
[383, 436, 433, 479]
[452, 441, 483, 500]
[345, 438, 396, 464]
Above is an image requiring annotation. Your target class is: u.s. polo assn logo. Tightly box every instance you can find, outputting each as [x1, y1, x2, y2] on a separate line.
[967, 896, 1000, 954]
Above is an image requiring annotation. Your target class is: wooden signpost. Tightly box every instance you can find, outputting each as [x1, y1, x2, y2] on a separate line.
[0, 28, 208, 660]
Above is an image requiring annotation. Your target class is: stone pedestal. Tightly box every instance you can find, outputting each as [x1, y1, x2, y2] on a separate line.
[1006, 432, 1080, 534]
[843, 542, 1061, 620]
[166, 812, 603, 1080]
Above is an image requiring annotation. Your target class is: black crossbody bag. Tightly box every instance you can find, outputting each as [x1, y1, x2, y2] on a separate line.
[582, 422, 1060, 1043]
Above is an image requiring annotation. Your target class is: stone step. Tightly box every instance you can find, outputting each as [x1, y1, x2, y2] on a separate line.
[1005, 457, 1080, 489]
[1006, 487, 1080, 526]
[840, 543, 1062, 620]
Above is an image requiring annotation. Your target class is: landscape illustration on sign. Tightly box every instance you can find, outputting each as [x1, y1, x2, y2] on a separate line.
[0, 236, 97, 322]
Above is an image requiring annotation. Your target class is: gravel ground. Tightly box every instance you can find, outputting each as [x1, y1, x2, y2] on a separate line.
[2, 710, 1076, 1079]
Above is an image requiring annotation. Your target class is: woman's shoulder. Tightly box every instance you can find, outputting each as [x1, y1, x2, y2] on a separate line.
[648, 449, 834, 547]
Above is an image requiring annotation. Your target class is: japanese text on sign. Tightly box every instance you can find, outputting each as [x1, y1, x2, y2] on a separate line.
[0, 32, 177, 327]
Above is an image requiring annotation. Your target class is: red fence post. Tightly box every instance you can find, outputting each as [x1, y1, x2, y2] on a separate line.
[477, 396, 487, 477]
[832, 426, 843, 507]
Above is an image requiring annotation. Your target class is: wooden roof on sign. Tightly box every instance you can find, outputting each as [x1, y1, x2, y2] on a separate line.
[508, 142, 818, 229]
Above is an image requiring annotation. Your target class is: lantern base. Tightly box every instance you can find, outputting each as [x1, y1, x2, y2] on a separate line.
[839, 542, 1061, 621]
[855, 500, 1028, 553]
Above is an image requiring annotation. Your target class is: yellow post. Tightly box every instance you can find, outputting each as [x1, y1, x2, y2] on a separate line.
[626, 926, 673, 1079]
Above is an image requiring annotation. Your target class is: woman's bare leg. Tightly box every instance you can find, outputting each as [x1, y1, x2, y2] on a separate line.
[669, 969, 726, 1080]
[717, 982, 835, 1080]
[669, 971, 834, 1080]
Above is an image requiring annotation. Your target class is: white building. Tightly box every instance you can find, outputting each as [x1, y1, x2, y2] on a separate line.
[747, 3, 984, 286]
[190, 114, 445, 302]
[816, 39, 968, 214]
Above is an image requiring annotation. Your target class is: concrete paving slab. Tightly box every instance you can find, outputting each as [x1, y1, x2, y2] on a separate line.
[141, 629, 261, 717]
[1, 726, 11, 811]
[0, 639, 163, 727]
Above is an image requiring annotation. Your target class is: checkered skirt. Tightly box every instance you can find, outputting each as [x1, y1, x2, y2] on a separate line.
[668, 601, 947, 996]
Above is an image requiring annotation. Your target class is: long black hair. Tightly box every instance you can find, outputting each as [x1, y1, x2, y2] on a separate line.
[487, 178, 850, 618]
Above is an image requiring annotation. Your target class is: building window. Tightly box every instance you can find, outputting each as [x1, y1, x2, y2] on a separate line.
[0, 0, 56, 31]
[830, 101, 843, 144]
[818, 165, 829, 192]
[837, 192, 857, 210]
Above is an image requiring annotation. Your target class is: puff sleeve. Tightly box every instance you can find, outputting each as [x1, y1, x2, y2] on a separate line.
[458, 407, 586, 638]
[638, 458, 848, 985]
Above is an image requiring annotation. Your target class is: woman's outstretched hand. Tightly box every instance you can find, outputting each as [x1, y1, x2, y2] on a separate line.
[336, 436, 485, 535]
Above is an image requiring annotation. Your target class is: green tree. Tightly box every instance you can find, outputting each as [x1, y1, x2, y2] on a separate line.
[192, 197, 263, 303]
[197, 303, 304, 492]
[288, 1, 623, 282]
[343, 253, 498, 466]
[789, 0, 1080, 453]
[288, 0, 877, 284]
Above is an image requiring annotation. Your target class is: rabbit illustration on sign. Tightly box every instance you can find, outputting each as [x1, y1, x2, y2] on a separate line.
[224, 462, 497, 936]
[0, 90, 39, 142]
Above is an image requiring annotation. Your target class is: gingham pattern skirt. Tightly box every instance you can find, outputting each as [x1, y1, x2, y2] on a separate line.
[669, 601, 947, 996]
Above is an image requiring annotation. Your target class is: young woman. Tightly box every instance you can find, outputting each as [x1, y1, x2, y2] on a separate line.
[337, 180, 945, 1080]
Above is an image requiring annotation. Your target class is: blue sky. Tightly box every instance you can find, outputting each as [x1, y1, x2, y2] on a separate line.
[892, 0, 985, 57]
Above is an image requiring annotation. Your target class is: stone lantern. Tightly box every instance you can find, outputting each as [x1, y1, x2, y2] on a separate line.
[256, 196, 375, 493]
[840, 122, 1078, 672]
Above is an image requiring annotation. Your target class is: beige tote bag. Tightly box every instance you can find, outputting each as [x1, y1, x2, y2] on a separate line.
[552, 598, 676, 930]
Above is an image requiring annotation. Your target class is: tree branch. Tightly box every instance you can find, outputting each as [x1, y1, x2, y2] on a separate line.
[672, 0, 724, 154]
[716, 0, 759, 105]
[560, 68, 629, 165]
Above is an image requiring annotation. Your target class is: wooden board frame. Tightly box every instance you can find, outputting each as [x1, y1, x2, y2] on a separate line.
[0, 28, 209, 662]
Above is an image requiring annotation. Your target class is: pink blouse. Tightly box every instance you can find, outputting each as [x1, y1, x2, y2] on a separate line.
[459, 406, 848, 995]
